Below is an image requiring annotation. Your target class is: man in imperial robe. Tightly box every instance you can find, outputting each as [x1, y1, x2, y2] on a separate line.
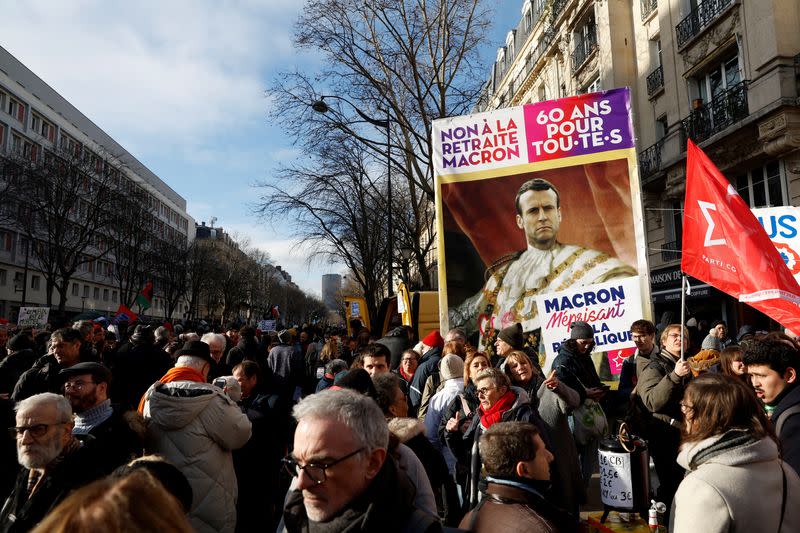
[449, 178, 636, 342]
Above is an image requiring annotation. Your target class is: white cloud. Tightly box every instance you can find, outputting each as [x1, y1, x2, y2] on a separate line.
[2, 0, 299, 147]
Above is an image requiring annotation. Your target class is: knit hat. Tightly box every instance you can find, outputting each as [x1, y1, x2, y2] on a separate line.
[569, 321, 594, 340]
[277, 329, 292, 344]
[498, 323, 524, 349]
[421, 330, 444, 350]
[332, 368, 377, 398]
[130, 325, 155, 345]
[439, 354, 465, 381]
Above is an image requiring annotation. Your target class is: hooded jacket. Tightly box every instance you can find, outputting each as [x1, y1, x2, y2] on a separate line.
[143, 380, 251, 533]
[671, 431, 800, 533]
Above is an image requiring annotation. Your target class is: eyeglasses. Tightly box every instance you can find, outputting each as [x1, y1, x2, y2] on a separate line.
[9, 422, 65, 439]
[64, 380, 96, 391]
[282, 447, 364, 484]
[476, 386, 496, 397]
[668, 333, 686, 339]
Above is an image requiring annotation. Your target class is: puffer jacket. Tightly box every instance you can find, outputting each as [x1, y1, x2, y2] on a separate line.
[143, 380, 251, 533]
[671, 430, 800, 533]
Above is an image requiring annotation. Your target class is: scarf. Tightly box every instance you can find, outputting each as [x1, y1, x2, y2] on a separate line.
[480, 390, 517, 429]
[137, 366, 206, 413]
[73, 399, 113, 434]
[398, 367, 414, 382]
[688, 428, 759, 470]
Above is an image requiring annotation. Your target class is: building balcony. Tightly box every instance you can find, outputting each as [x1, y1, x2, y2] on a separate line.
[681, 80, 749, 143]
[551, 0, 569, 21]
[641, 0, 657, 21]
[571, 32, 598, 74]
[676, 0, 734, 48]
[638, 140, 664, 182]
[646, 65, 664, 96]
[661, 240, 680, 262]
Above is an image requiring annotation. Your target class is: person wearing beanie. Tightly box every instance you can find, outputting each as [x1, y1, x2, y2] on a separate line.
[421, 330, 445, 351]
[551, 320, 607, 491]
[408, 330, 448, 416]
[494, 323, 524, 367]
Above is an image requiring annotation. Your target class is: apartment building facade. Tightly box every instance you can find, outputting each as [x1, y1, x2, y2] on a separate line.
[476, 0, 800, 331]
[0, 46, 194, 322]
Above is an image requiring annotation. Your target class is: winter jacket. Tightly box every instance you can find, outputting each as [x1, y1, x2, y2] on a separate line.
[281, 454, 441, 533]
[671, 431, 800, 533]
[409, 347, 442, 414]
[143, 380, 252, 533]
[0, 443, 104, 533]
[11, 355, 68, 402]
[637, 348, 688, 427]
[0, 349, 37, 395]
[446, 388, 544, 509]
[460, 479, 578, 533]
[77, 407, 145, 474]
[552, 343, 602, 403]
[532, 376, 584, 515]
[771, 383, 800, 476]
[425, 378, 464, 473]
[225, 337, 262, 368]
[417, 372, 442, 420]
[390, 418, 450, 492]
[377, 327, 411, 370]
[108, 341, 173, 411]
[266, 343, 303, 399]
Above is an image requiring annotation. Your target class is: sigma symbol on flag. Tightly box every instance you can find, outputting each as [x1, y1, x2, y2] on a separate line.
[698, 201, 726, 247]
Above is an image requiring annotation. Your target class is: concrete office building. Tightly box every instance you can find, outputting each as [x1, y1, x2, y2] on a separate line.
[0, 46, 193, 321]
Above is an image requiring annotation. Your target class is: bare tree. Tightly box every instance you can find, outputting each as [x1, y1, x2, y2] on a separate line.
[185, 239, 221, 320]
[256, 138, 388, 325]
[153, 238, 189, 320]
[268, 0, 491, 288]
[9, 146, 117, 316]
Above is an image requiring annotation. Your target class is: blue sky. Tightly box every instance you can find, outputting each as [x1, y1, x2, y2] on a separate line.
[1, 0, 522, 296]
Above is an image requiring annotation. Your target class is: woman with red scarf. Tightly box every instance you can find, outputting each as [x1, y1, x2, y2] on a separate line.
[447, 367, 546, 510]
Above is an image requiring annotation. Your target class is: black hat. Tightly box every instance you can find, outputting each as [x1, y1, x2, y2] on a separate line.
[277, 329, 292, 344]
[130, 325, 155, 344]
[333, 368, 377, 398]
[737, 325, 755, 342]
[174, 340, 213, 364]
[7, 333, 33, 353]
[498, 323, 524, 349]
[60, 362, 112, 384]
[569, 321, 594, 340]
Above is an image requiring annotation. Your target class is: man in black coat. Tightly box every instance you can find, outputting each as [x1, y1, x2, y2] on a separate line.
[1, 393, 104, 532]
[106, 325, 172, 411]
[12, 328, 84, 402]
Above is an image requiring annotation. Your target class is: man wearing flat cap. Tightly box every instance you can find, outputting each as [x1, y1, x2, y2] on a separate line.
[141, 340, 251, 533]
[60, 362, 143, 472]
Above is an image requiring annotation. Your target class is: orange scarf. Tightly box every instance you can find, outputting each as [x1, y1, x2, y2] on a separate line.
[137, 366, 206, 414]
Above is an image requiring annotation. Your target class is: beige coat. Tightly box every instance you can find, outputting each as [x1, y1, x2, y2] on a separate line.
[671, 433, 800, 533]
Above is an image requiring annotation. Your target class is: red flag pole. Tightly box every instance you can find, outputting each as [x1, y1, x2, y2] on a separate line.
[680, 275, 686, 362]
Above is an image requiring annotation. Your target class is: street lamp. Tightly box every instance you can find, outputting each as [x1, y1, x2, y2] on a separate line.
[310, 94, 395, 297]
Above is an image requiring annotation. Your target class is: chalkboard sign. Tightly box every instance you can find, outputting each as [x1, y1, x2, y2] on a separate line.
[598, 450, 634, 509]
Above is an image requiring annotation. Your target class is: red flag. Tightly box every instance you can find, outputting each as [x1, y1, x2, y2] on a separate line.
[682, 140, 800, 331]
[114, 304, 138, 323]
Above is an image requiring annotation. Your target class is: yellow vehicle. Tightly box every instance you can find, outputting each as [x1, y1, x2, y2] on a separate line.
[344, 283, 440, 340]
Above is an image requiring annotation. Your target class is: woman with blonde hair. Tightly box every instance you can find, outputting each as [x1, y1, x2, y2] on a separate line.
[671, 373, 800, 532]
[31, 470, 193, 533]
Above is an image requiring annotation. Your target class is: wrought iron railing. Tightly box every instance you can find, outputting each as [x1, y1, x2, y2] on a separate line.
[639, 140, 664, 179]
[681, 80, 748, 143]
[676, 0, 733, 47]
[571, 31, 598, 73]
[551, 0, 569, 21]
[646, 65, 664, 96]
[661, 240, 680, 262]
[641, 0, 657, 21]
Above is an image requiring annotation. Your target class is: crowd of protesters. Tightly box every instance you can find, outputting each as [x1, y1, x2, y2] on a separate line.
[0, 315, 799, 532]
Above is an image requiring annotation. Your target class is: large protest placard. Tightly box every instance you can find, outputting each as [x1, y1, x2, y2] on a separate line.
[18, 307, 50, 329]
[432, 88, 651, 365]
[754, 206, 800, 283]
